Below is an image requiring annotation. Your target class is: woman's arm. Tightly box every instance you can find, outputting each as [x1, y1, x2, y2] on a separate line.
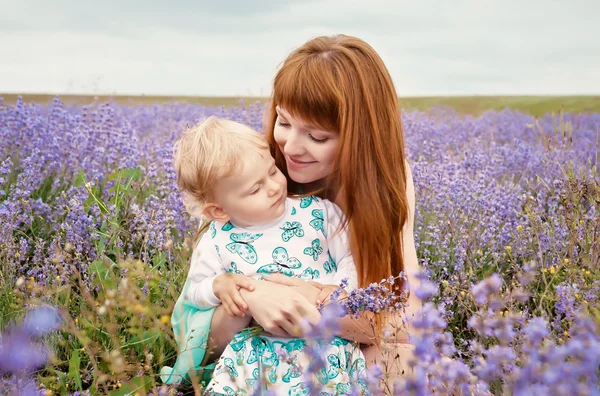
[239, 278, 322, 337]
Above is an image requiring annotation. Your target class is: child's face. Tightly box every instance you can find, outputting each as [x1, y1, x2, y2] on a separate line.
[210, 148, 287, 227]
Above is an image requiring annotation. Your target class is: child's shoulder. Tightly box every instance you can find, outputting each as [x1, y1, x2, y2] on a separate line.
[207, 219, 236, 239]
[286, 195, 334, 210]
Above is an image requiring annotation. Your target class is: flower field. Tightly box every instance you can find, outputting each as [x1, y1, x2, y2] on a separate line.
[0, 96, 599, 395]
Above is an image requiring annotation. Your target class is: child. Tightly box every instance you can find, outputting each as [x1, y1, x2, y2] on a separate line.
[162, 117, 366, 394]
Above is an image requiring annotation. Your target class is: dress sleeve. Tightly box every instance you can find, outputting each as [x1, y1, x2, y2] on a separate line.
[322, 200, 358, 291]
[185, 225, 225, 308]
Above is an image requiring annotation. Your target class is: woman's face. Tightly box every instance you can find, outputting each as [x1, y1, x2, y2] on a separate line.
[273, 106, 339, 185]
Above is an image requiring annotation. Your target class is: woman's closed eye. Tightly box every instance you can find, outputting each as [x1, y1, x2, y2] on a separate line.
[277, 120, 290, 128]
[308, 134, 328, 143]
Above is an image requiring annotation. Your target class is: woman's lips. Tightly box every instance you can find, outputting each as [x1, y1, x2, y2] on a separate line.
[287, 156, 315, 169]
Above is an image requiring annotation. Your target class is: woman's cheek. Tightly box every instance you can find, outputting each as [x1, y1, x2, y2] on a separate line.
[273, 127, 286, 148]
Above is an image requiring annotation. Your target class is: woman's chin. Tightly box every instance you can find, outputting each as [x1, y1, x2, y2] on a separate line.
[288, 169, 322, 185]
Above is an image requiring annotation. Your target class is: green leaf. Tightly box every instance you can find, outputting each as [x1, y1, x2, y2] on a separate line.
[108, 167, 141, 182]
[68, 349, 83, 391]
[90, 260, 116, 290]
[109, 375, 153, 396]
[75, 170, 86, 188]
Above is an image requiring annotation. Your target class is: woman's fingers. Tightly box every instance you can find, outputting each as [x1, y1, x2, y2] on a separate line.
[315, 288, 332, 304]
[274, 314, 304, 337]
[307, 280, 325, 289]
[263, 273, 301, 286]
[285, 298, 321, 328]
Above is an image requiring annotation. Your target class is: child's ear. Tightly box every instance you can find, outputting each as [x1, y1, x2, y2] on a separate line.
[202, 202, 230, 223]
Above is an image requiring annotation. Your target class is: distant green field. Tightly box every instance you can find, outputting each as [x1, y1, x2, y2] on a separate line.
[2, 93, 599, 116]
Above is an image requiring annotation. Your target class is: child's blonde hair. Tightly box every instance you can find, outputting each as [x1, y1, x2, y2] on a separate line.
[173, 116, 268, 217]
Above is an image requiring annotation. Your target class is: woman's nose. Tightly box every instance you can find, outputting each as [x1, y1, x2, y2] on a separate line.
[283, 130, 304, 157]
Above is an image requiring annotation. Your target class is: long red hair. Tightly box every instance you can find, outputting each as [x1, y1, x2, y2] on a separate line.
[264, 35, 409, 290]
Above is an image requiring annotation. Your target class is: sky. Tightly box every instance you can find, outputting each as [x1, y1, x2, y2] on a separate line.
[1, 0, 599, 97]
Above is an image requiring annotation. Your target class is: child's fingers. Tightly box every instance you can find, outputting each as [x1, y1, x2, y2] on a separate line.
[231, 291, 249, 311]
[235, 278, 255, 292]
[224, 296, 246, 317]
[222, 301, 234, 317]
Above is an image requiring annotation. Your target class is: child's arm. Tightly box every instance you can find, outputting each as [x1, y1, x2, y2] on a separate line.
[186, 227, 253, 315]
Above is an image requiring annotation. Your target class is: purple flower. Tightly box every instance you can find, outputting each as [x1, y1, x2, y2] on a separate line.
[471, 273, 503, 305]
[22, 306, 62, 337]
[0, 332, 48, 374]
[414, 280, 438, 300]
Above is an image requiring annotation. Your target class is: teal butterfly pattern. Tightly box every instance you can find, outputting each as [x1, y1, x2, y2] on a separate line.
[280, 221, 304, 242]
[214, 357, 238, 379]
[244, 368, 260, 390]
[323, 258, 337, 274]
[247, 337, 278, 383]
[300, 196, 318, 208]
[290, 383, 311, 396]
[209, 222, 217, 238]
[310, 209, 325, 234]
[227, 262, 243, 274]
[291, 207, 297, 215]
[303, 238, 323, 261]
[215, 245, 222, 260]
[221, 221, 234, 231]
[226, 232, 263, 264]
[257, 247, 302, 276]
[299, 267, 320, 280]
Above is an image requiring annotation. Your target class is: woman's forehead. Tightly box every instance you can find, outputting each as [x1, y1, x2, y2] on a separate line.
[275, 105, 326, 130]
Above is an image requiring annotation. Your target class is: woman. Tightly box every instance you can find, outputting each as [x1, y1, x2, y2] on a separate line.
[203, 34, 421, 389]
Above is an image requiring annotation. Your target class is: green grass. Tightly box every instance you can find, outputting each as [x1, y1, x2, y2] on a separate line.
[2, 93, 600, 116]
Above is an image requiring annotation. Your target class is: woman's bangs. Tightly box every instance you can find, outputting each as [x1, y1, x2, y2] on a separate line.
[273, 57, 340, 133]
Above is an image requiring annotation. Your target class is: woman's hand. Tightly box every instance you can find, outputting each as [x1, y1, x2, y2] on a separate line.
[306, 281, 349, 305]
[262, 274, 322, 304]
[240, 278, 321, 338]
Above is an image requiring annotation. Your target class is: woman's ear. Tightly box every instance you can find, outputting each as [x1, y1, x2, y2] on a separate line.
[202, 202, 230, 223]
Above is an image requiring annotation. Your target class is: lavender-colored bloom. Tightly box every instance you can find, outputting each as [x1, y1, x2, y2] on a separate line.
[414, 280, 438, 300]
[471, 273, 503, 305]
[0, 332, 48, 374]
[22, 306, 62, 337]
[522, 317, 549, 345]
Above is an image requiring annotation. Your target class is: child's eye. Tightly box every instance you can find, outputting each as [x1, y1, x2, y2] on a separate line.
[269, 167, 277, 176]
[250, 186, 260, 195]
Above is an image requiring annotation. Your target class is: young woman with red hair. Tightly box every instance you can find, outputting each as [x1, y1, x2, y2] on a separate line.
[204, 34, 422, 389]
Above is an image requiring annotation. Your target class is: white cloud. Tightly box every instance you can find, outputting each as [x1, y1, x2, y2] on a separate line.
[1, 0, 598, 96]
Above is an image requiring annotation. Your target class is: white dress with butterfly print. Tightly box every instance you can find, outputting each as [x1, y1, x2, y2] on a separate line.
[185, 196, 368, 395]
[185, 196, 358, 310]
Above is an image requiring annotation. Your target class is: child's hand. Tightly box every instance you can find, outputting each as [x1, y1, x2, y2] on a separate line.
[308, 282, 346, 306]
[213, 274, 255, 317]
